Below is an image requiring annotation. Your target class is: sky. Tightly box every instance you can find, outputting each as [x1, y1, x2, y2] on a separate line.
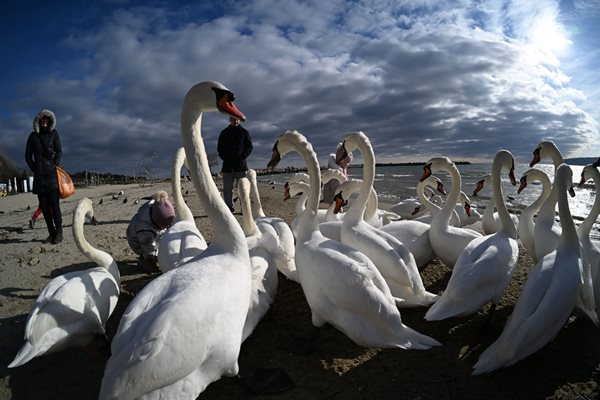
[1, 0, 599, 177]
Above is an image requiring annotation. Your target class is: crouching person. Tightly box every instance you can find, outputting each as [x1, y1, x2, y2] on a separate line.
[126, 190, 175, 272]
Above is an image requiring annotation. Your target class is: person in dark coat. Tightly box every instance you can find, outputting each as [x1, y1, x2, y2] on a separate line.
[217, 116, 253, 212]
[25, 109, 64, 244]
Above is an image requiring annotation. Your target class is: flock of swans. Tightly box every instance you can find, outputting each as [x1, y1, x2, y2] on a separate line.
[7, 80, 600, 398]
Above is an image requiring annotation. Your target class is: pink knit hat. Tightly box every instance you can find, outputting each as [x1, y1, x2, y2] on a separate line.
[151, 199, 175, 228]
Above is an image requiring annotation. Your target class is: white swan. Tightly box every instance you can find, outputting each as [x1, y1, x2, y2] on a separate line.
[246, 169, 297, 282]
[515, 168, 552, 263]
[158, 147, 208, 272]
[237, 177, 279, 341]
[472, 174, 518, 234]
[337, 132, 438, 306]
[99, 81, 252, 399]
[422, 157, 483, 267]
[378, 176, 443, 268]
[472, 164, 583, 375]
[455, 191, 483, 227]
[529, 140, 564, 261]
[425, 150, 519, 321]
[9, 197, 120, 368]
[575, 165, 600, 325]
[267, 130, 440, 349]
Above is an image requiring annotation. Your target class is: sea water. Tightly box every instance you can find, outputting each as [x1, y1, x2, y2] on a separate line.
[259, 162, 599, 240]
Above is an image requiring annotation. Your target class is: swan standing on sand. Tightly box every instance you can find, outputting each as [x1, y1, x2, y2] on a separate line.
[472, 175, 518, 235]
[576, 165, 600, 325]
[337, 132, 438, 307]
[246, 169, 297, 282]
[515, 168, 552, 263]
[9, 197, 119, 368]
[529, 140, 564, 261]
[237, 177, 279, 341]
[421, 157, 483, 267]
[99, 81, 252, 399]
[267, 130, 440, 349]
[158, 147, 208, 272]
[472, 164, 583, 375]
[425, 150, 519, 321]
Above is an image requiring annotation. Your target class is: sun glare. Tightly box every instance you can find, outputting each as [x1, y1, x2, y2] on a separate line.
[529, 16, 570, 55]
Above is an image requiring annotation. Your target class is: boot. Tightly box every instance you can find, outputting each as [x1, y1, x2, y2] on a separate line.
[52, 229, 63, 244]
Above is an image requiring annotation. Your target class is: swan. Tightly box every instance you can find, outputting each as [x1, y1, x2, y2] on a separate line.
[99, 81, 252, 399]
[472, 164, 583, 375]
[246, 169, 297, 282]
[9, 197, 120, 368]
[425, 150, 519, 321]
[337, 132, 438, 306]
[422, 157, 483, 267]
[575, 165, 600, 325]
[158, 147, 208, 272]
[529, 140, 564, 261]
[377, 175, 444, 268]
[472, 175, 518, 234]
[455, 191, 483, 228]
[237, 177, 279, 341]
[267, 130, 440, 349]
[515, 168, 552, 263]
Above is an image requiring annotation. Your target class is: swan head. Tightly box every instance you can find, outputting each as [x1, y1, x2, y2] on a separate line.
[336, 131, 369, 165]
[184, 81, 246, 121]
[458, 191, 473, 217]
[517, 168, 550, 194]
[421, 175, 446, 196]
[472, 175, 491, 196]
[495, 150, 517, 186]
[556, 163, 576, 197]
[267, 130, 312, 171]
[332, 191, 348, 214]
[579, 164, 598, 188]
[420, 157, 453, 182]
[529, 140, 559, 168]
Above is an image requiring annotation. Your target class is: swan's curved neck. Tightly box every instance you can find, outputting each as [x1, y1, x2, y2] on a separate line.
[180, 105, 246, 254]
[492, 155, 516, 237]
[345, 136, 374, 222]
[417, 181, 437, 211]
[556, 172, 578, 246]
[289, 138, 321, 239]
[248, 171, 266, 218]
[528, 173, 552, 214]
[239, 182, 260, 237]
[72, 203, 119, 281]
[437, 163, 461, 226]
[578, 169, 600, 238]
[172, 149, 194, 223]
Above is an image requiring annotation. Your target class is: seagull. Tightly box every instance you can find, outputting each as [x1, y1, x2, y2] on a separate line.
[133, 199, 139, 205]
[118, 190, 124, 196]
[122, 197, 128, 204]
[112, 195, 118, 200]
[99, 198, 104, 205]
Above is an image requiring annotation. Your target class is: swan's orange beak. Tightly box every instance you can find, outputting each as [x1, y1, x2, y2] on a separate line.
[472, 180, 485, 196]
[410, 206, 421, 216]
[419, 163, 432, 182]
[569, 185, 576, 197]
[216, 90, 246, 121]
[267, 142, 281, 171]
[464, 202, 472, 217]
[436, 181, 446, 195]
[509, 165, 516, 186]
[529, 147, 541, 167]
[333, 192, 346, 214]
[517, 176, 528, 194]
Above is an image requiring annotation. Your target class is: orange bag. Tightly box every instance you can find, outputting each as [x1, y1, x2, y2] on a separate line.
[56, 165, 76, 199]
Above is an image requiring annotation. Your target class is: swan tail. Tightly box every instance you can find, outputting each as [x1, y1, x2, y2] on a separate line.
[8, 342, 44, 368]
[397, 325, 441, 350]
[423, 297, 468, 321]
[396, 291, 439, 308]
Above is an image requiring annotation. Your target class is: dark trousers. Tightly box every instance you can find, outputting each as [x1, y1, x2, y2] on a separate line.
[38, 190, 62, 236]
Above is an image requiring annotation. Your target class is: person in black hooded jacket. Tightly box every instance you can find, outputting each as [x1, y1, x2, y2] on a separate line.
[217, 116, 253, 212]
[25, 109, 64, 244]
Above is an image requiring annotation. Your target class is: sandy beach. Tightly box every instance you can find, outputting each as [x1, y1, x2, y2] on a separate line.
[0, 179, 598, 400]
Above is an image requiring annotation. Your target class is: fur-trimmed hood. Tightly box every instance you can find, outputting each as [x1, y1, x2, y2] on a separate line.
[33, 109, 57, 133]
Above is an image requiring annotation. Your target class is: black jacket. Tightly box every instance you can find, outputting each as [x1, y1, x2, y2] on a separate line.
[217, 124, 253, 172]
[25, 110, 62, 194]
